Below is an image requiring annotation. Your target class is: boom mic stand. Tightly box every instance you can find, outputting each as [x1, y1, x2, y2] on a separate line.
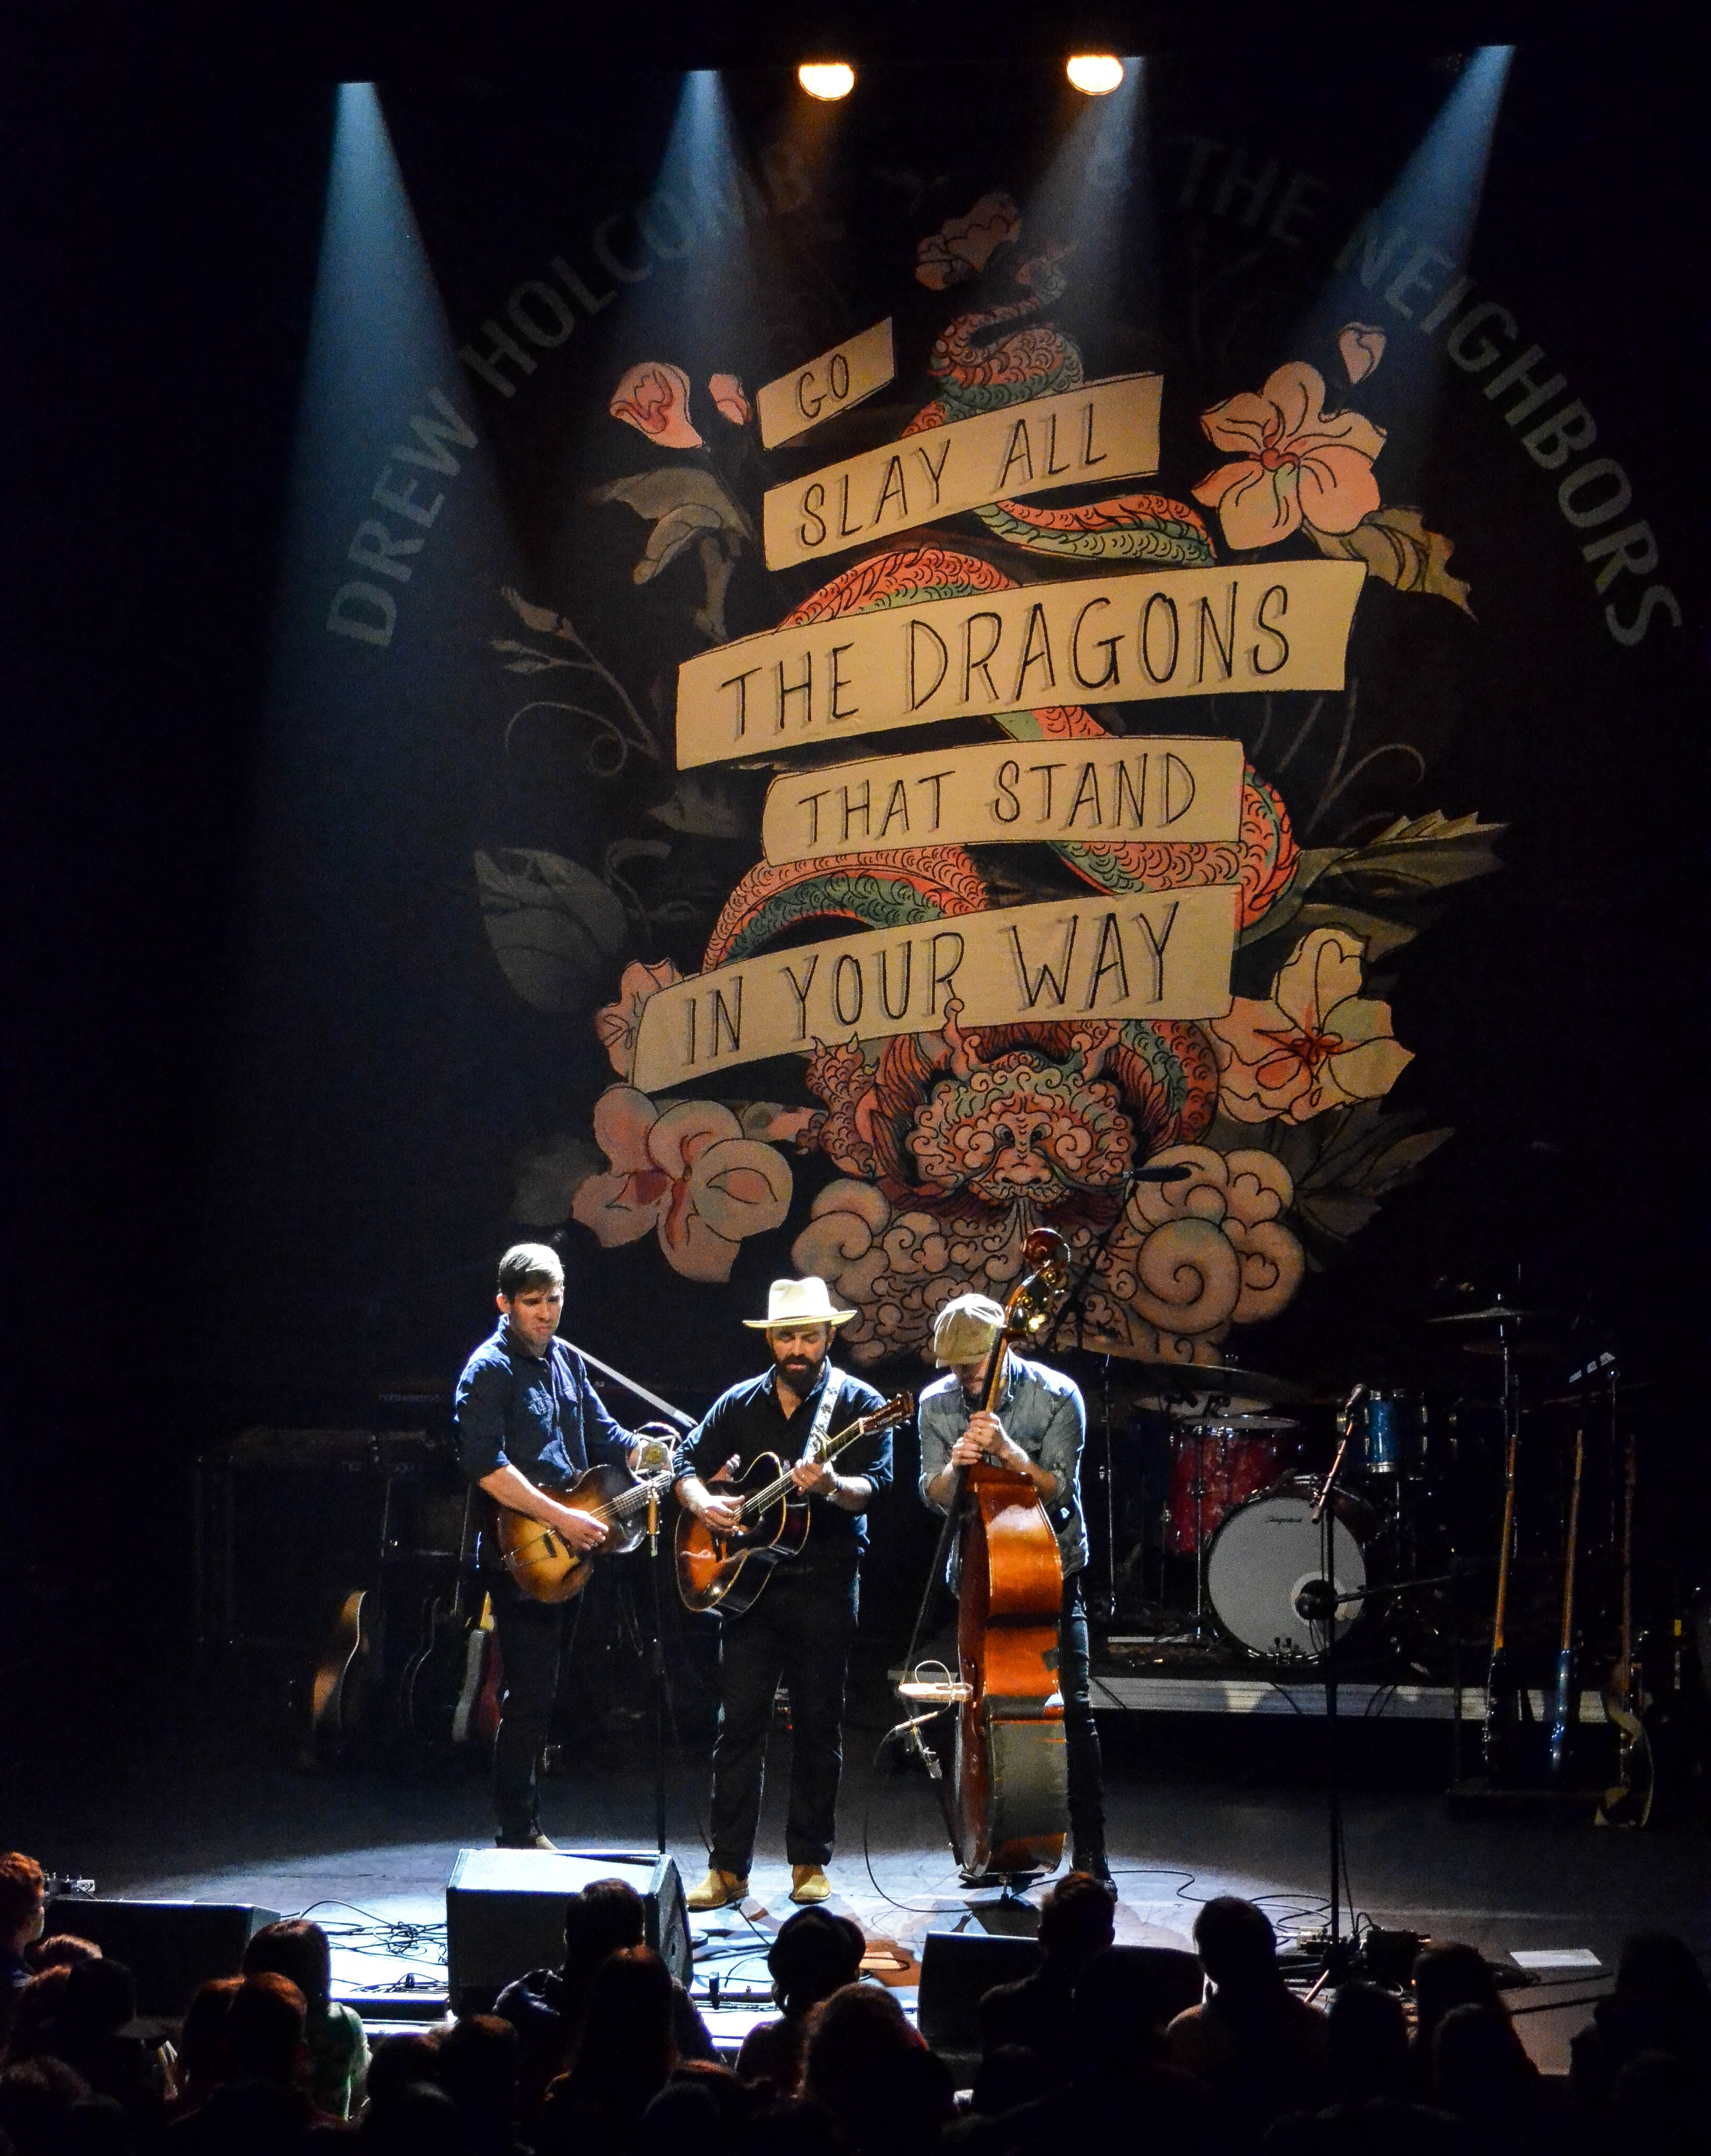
[632, 1425, 681, 1859]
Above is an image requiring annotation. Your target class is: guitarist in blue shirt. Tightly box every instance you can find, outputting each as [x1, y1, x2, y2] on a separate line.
[456, 1243, 647, 1849]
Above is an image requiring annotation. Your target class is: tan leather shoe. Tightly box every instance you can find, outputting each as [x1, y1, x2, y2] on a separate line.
[789, 1864, 831, 1903]
[685, 1868, 749, 1911]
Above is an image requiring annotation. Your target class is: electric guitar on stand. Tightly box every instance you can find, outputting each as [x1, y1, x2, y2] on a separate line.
[675, 1394, 912, 1616]
[1482, 1413, 1522, 1782]
[1547, 1423, 1586, 1784]
[1598, 1427, 1654, 1826]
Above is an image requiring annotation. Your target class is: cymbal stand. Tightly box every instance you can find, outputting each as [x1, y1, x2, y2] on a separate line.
[1049, 1175, 1149, 1628]
[1193, 1425, 1212, 1637]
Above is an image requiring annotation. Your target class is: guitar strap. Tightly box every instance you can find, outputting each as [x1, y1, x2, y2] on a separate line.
[800, 1366, 844, 1463]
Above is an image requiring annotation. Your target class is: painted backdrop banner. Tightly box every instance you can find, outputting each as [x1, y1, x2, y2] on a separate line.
[268, 57, 1692, 1389]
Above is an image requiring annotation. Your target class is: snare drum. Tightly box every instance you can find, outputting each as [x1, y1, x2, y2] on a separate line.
[1206, 1476, 1379, 1658]
[1361, 1391, 1427, 1477]
[1167, 1419, 1295, 1554]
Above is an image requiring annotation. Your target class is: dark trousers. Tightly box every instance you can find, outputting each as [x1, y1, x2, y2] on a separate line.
[1060, 1571, 1106, 1861]
[708, 1557, 858, 1876]
[490, 1579, 577, 1842]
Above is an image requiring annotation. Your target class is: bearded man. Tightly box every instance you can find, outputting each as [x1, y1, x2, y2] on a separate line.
[674, 1278, 892, 1909]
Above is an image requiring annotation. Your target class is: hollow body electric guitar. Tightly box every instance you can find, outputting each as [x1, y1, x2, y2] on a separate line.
[495, 1448, 682, 1605]
[675, 1394, 913, 1616]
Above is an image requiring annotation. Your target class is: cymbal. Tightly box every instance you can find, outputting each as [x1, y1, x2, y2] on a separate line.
[1425, 1303, 1552, 1325]
[1198, 1413, 1300, 1433]
[1538, 1378, 1662, 1407]
[1132, 1360, 1306, 1403]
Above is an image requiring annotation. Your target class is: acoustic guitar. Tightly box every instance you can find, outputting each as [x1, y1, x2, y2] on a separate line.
[494, 1444, 683, 1604]
[304, 1587, 377, 1765]
[675, 1394, 912, 1616]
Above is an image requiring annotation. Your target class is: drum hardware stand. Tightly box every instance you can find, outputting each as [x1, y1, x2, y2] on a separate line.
[1048, 1162, 1190, 1625]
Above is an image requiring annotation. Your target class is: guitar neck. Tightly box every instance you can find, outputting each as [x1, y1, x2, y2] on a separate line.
[1490, 1425, 1520, 1657]
[1558, 1428, 1585, 1654]
[740, 1411, 894, 1519]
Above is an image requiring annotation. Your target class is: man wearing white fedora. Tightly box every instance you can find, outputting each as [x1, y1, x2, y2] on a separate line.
[674, 1277, 892, 1909]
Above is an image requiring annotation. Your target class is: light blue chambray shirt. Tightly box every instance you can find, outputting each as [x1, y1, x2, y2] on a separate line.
[916, 1353, 1088, 1583]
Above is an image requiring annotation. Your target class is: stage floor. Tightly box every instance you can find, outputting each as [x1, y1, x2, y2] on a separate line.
[10, 1672, 1706, 2079]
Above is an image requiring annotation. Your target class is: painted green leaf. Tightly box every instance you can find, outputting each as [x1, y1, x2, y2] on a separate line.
[475, 848, 627, 1014]
[1311, 504, 1474, 615]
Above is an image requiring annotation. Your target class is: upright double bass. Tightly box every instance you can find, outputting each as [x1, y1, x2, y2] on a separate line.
[904, 1230, 1073, 1881]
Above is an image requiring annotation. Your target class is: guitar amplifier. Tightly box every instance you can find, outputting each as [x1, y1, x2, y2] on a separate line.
[445, 1848, 690, 2011]
[197, 1428, 445, 1649]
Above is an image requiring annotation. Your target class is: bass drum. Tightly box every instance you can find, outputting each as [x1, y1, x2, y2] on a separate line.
[1206, 1478, 1377, 1661]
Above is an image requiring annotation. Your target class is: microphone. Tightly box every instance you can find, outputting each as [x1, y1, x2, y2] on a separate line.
[1336, 1383, 1369, 1431]
[1132, 1162, 1193, 1184]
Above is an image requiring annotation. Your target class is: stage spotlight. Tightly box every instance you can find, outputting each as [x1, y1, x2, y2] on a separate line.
[1066, 55, 1124, 96]
[798, 61, 854, 100]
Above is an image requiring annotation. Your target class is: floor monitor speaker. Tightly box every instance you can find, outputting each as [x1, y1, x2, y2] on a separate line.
[42, 1897, 282, 2018]
[445, 1848, 689, 2011]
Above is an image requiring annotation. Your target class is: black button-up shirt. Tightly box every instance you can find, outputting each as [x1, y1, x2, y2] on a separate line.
[454, 1321, 634, 1492]
[682, 1361, 893, 1568]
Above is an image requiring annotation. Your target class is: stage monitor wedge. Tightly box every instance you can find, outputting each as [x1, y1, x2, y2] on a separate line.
[446, 1847, 689, 2011]
[44, 1897, 282, 2017]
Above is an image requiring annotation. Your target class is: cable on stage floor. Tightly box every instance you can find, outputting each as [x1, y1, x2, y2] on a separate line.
[290, 1899, 450, 1989]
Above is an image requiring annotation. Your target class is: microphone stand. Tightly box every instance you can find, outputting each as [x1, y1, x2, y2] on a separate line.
[630, 1425, 681, 1862]
[646, 1478, 667, 1857]
[1297, 1392, 1361, 1976]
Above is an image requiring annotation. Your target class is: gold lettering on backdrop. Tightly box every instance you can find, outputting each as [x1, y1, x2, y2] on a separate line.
[761, 374, 1164, 570]
[630, 888, 1239, 1092]
[677, 561, 1363, 767]
[760, 738, 1244, 865]
[757, 318, 897, 449]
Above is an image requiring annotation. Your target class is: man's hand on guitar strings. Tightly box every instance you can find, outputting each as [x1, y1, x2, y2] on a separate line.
[552, 1505, 609, 1551]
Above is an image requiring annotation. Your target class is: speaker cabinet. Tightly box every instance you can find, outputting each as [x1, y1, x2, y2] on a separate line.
[916, 1932, 1201, 2077]
[445, 1848, 689, 2011]
[43, 1898, 281, 2018]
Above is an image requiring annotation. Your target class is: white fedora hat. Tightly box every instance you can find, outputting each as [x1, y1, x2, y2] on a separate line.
[742, 1276, 857, 1330]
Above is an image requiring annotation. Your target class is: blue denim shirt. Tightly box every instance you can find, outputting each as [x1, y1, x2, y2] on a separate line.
[916, 1353, 1088, 1581]
[454, 1321, 634, 1491]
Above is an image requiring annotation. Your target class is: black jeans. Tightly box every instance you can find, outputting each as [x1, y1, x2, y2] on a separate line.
[1060, 1571, 1106, 1860]
[490, 1578, 577, 1842]
[708, 1557, 858, 1876]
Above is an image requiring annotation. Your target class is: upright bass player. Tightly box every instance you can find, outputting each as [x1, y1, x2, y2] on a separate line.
[917, 1292, 1108, 1880]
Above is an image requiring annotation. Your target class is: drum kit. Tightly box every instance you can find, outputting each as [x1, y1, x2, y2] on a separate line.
[1118, 1295, 1558, 1669]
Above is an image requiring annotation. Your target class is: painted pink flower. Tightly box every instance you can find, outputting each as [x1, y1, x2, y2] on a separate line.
[1337, 322, 1386, 384]
[609, 362, 702, 449]
[572, 1087, 793, 1282]
[1193, 361, 1384, 552]
[708, 373, 751, 426]
[1209, 928, 1413, 1123]
[594, 958, 683, 1079]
